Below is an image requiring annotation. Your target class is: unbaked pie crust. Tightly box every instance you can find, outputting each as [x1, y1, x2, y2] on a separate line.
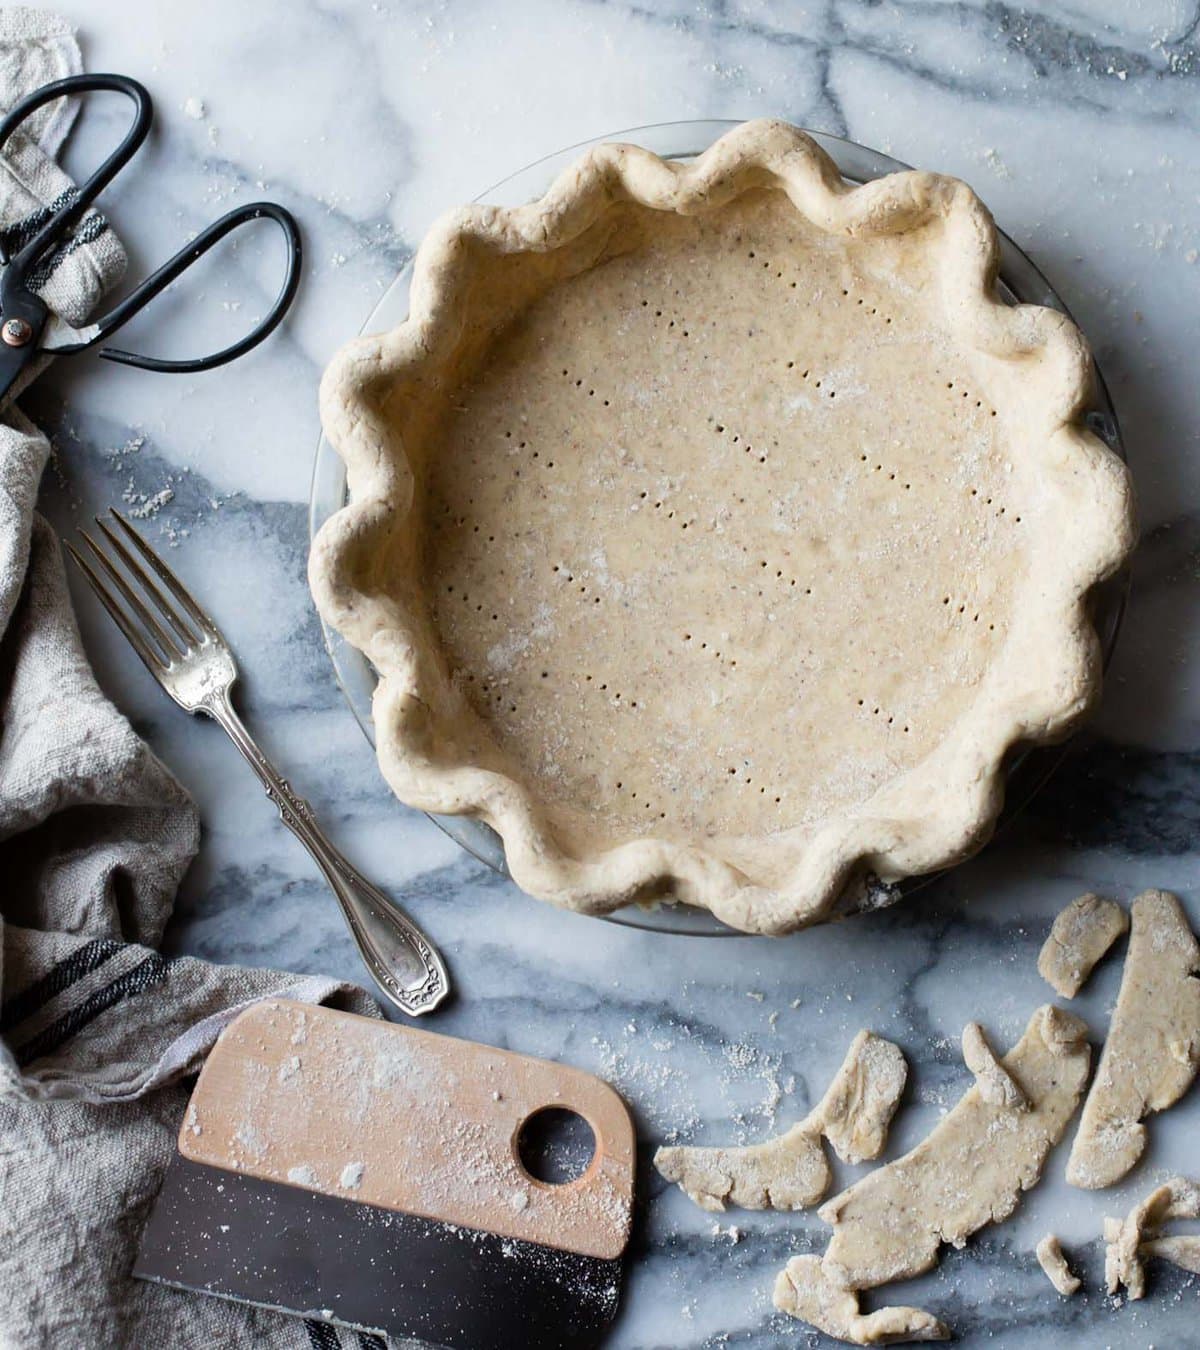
[311, 119, 1135, 935]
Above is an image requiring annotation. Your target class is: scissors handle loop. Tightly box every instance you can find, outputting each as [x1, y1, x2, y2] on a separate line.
[0, 73, 151, 273]
[69, 201, 303, 373]
[0, 73, 302, 375]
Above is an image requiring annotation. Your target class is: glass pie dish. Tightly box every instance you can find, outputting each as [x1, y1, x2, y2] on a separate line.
[309, 120, 1128, 937]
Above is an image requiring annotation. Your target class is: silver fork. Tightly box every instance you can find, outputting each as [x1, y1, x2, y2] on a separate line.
[68, 509, 449, 1017]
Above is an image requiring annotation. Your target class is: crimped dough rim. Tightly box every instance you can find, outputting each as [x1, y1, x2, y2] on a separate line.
[310, 119, 1135, 935]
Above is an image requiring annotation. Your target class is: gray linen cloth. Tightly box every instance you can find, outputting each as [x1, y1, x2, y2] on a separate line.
[0, 13, 387, 1348]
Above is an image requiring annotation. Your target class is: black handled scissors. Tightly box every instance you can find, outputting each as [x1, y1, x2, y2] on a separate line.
[0, 73, 301, 403]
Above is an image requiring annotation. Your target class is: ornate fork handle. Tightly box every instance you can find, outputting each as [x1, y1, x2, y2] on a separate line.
[204, 690, 449, 1016]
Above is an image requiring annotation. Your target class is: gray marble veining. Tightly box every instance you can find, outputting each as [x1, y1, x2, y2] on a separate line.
[26, 1, 1200, 1345]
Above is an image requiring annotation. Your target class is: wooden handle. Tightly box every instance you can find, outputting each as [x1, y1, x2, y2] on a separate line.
[180, 999, 635, 1262]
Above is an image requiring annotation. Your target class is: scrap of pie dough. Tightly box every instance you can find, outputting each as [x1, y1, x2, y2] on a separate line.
[814, 1030, 909, 1164]
[818, 1006, 1090, 1290]
[1140, 1235, 1200, 1275]
[654, 1031, 905, 1211]
[774, 1255, 949, 1345]
[1035, 1234, 1080, 1296]
[1066, 890, 1200, 1190]
[962, 1022, 1027, 1110]
[1104, 1176, 1200, 1299]
[1037, 893, 1128, 998]
[655, 1120, 830, 1213]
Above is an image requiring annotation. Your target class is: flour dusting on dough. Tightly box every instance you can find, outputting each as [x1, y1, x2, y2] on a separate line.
[1037, 892, 1127, 998]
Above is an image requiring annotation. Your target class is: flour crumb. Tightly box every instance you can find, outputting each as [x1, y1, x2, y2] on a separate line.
[278, 1055, 302, 1084]
[339, 1162, 365, 1190]
[981, 146, 1012, 179]
[509, 1189, 530, 1212]
[233, 1123, 265, 1158]
[104, 434, 144, 465]
[287, 1165, 318, 1186]
[183, 96, 206, 120]
[124, 485, 174, 520]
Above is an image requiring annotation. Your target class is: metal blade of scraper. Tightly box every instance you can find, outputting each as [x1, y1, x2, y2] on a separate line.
[133, 999, 635, 1350]
[134, 1157, 622, 1349]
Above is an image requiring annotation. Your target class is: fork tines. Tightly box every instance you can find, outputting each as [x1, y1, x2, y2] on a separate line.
[67, 509, 218, 676]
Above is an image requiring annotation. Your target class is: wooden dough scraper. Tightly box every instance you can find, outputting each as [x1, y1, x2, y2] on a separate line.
[133, 999, 635, 1347]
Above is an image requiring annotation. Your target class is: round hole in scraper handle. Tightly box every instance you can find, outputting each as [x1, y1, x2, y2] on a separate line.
[503, 1077, 636, 1260]
[514, 1105, 599, 1187]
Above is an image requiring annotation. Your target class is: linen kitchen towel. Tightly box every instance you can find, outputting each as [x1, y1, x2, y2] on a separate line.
[0, 13, 389, 1348]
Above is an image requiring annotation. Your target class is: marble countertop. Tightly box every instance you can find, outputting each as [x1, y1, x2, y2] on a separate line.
[28, 2, 1200, 1345]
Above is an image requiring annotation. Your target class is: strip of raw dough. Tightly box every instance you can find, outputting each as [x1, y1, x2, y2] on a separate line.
[1066, 890, 1200, 1190]
[1140, 1235, 1200, 1275]
[1037, 893, 1128, 998]
[816, 1029, 909, 1165]
[773, 1255, 949, 1345]
[962, 1022, 1027, 1109]
[1102, 1216, 1122, 1291]
[818, 1006, 1091, 1290]
[654, 1030, 906, 1212]
[654, 1120, 829, 1212]
[1035, 1234, 1080, 1296]
[1104, 1176, 1200, 1299]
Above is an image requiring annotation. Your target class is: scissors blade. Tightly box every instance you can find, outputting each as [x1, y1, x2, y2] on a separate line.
[0, 333, 40, 405]
[0, 263, 51, 406]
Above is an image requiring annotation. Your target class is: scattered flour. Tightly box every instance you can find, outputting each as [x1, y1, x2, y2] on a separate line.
[980, 147, 1012, 180]
[123, 484, 175, 520]
[233, 1122, 265, 1159]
